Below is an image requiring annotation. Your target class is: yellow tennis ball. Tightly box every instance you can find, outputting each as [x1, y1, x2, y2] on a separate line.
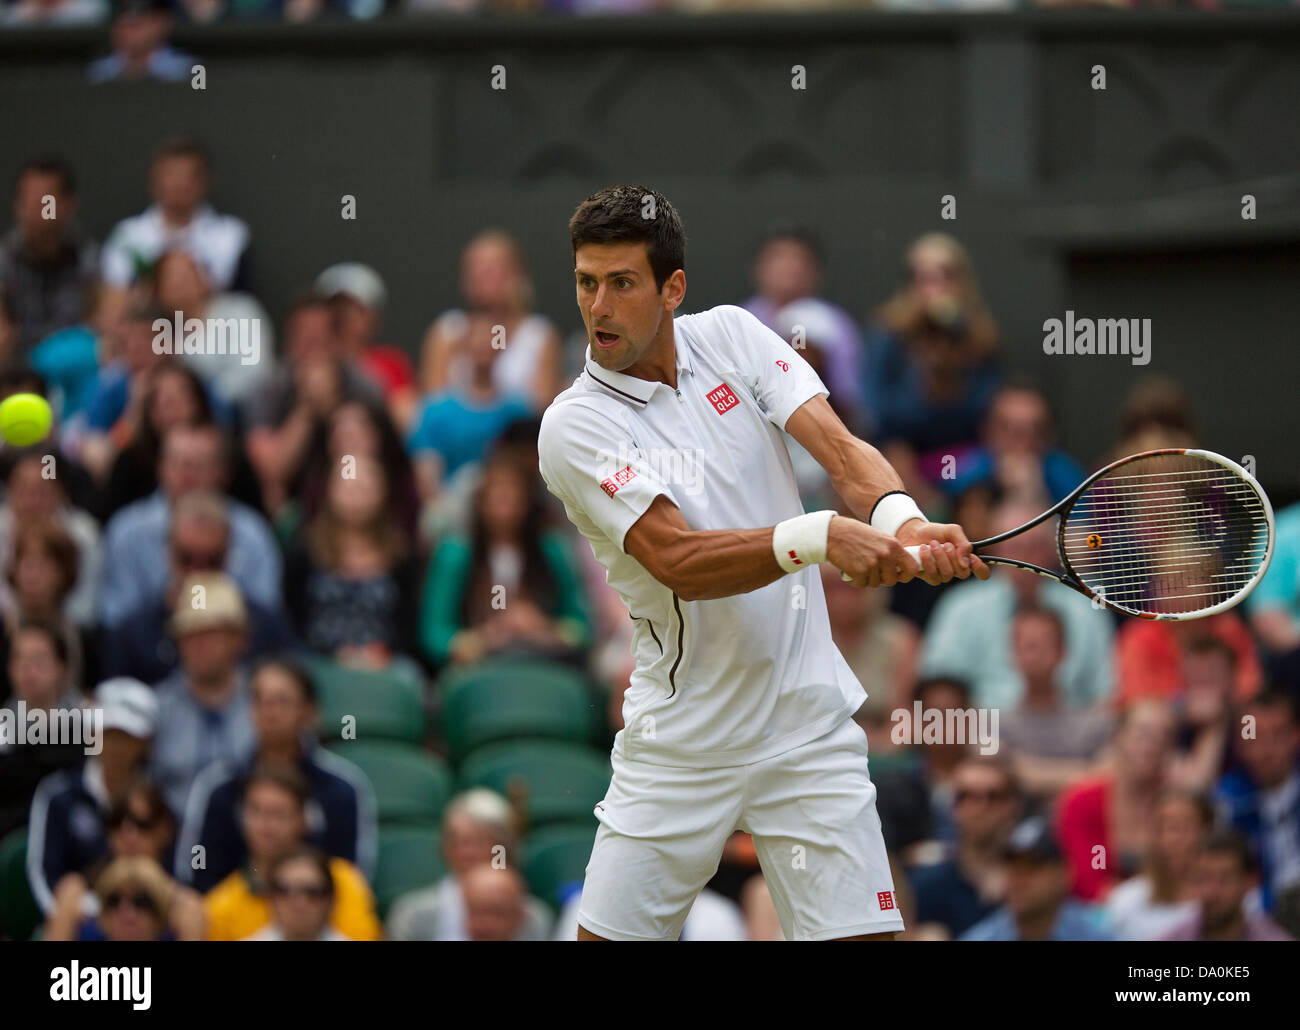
[0, 393, 53, 447]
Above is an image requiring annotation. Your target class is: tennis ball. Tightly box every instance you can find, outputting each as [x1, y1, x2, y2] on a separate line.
[0, 393, 53, 447]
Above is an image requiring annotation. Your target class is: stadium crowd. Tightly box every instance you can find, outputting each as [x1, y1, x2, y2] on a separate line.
[0, 140, 1297, 942]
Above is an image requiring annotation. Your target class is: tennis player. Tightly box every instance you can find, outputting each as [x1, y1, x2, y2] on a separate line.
[538, 185, 991, 941]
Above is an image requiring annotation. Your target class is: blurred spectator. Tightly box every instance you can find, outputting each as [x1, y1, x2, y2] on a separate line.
[1000, 604, 1111, 802]
[241, 847, 351, 941]
[419, 450, 591, 668]
[145, 247, 275, 408]
[44, 778, 205, 941]
[98, 139, 248, 322]
[101, 493, 293, 684]
[874, 676, 974, 860]
[742, 224, 863, 426]
[48, 855, 195, 941]
[1104, 790, 1211, 941]
[908, 755, 1022, 939]
[409, 310, 533, 508]
[1057, 699, 1176, 902]
[99, 423, 282, 627]
[959, 817, 1113, 941]
[149, 572, 257, 815]
[941, 380, 1085, 507]
[1168, 636, 1240, 791]
[178, 656, 376, 891]
[1116, 612, 1262, 707]
[314, 263, 417, 430]
[459, 865, 548, 942]
[1162, 829, 1294, 941]
[0, 619, 85, 838]
[386, 788, 551, 941]
[1110, 374, 1198, 460]
[1247, 499, 1300, 683]
[203, 763, 380, 940]
[1, 0, 108, 25]
[0, 157, 99, 357]
[27, 677, 157, 914]
[283, 455, 420, 670]
[1214, 687, 1300, 912]
[921, 498, 1114, 711]
[863, 232, 1000, 455]
[87, 0, 196, 84]
[420, 229, 563, 414]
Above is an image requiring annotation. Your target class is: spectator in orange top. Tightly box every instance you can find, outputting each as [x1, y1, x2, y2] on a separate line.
[1116, 613, 1262, 707]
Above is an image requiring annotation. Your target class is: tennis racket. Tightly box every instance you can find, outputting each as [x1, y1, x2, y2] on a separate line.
[855, 449, 1275, 621]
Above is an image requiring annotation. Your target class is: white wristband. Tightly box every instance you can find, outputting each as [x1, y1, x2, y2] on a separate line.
[869, 492, 926, 537]
[773, 510, 835, 574]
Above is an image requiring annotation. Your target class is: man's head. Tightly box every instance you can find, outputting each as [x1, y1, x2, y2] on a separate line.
[314, 263, 385, 349]
[12, 157, 77, 244]
[7, 619, 69, 711]
[168, 490, 230, 586]
[443, 788, 517, 878]
[915, 676, 973, 762]
[985, 382, 1053, 457]
[1192, 829, 1258, 936]
[169, 571, 248, 686]
[461, 865, 527, 942]
[1011, 604, 1065, 690]
[752, 225, 823, 309]
[1236, 688, 1300, 790]
[149, 138, 210, 222]
[1001, 817, 1068, 927]
[158, 423, 226, 500]
[952, 755, 1021, 849]
[267, 847, 336, 942]
[988, 498, 1056, 599]
[569, 185, 687, 374]
[1113, 699, 1176, 786]
[240, 763, 309, 865]
[283, 295, 337, 363]
[461, 229, 533, 312]
[94, 678, 158, 782]
[250, 657, 317, 753]
[1181, 636, 1237, 725]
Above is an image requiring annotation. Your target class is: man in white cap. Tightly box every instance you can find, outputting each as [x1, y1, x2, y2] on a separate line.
[150, 571, 256, 818]
[26, 677, 158, 914]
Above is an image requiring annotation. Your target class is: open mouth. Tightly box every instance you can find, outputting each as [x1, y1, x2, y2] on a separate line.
[594, 330, 621, 349]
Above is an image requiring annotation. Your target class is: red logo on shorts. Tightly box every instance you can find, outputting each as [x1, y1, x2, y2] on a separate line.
[877, 891, 895, 911]
[600, 465, 637, 497]
[707, 383, 739, 414]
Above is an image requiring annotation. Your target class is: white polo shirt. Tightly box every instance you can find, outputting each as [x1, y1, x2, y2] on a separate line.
[539, 304, 866, 768]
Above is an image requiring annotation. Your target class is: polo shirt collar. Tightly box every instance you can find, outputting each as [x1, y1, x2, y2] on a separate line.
[583, 324, 693, 406]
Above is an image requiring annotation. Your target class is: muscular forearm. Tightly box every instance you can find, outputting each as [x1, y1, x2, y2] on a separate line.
[666, 525, 789, 601]
[824, 436, 908, 525]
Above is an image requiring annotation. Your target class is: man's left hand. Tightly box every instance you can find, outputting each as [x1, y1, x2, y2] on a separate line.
[896, 520, 991, 586]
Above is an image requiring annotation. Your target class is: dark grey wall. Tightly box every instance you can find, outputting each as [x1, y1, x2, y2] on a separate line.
[4, 12, 1298, 496]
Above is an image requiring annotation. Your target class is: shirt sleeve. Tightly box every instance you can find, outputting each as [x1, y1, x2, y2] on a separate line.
[538, 400, 678, 554]
[712, 304, 829, 431]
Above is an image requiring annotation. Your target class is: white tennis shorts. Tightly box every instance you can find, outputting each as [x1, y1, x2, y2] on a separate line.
[576, 716, 905, 941]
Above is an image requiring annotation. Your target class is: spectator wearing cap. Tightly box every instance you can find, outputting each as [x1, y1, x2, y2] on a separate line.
[26, 677, 157, 914]
[959, 817, 1113, 941]
[742, 225, 864, 425]
[0, 157, 99, 358]
[96, 139, 247, 327]
[315, 262, 417, 430]
[241, 847, 351, 941]
[149, 572, 257, 817]
[101, 492, 293, 685]
[204, 763, 380, 941]
[99, 423, 282, 628]
[908, 756, 1023, 940]
[1213, 688, 1300, 912]
[177, 656, 376, 892]
[1162, 829, 1294, 941]
[419, 229, 564, 414]
[0, 620, 86, 839]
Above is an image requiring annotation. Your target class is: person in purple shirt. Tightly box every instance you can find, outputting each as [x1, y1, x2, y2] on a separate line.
[1161, 829, 1295, 941]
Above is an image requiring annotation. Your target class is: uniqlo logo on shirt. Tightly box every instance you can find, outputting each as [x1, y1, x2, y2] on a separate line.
[877, 890, 895, 911]
[600, 465, 637, 497]
[706, 383, 739, 414]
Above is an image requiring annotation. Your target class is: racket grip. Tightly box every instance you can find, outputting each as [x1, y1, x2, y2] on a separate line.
[840, 545, 923, 582]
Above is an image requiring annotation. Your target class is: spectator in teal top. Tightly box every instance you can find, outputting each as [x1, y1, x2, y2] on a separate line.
[419, 448, 591, 669]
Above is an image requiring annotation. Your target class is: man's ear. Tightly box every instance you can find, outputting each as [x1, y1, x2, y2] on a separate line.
[663, 269, 687, 313]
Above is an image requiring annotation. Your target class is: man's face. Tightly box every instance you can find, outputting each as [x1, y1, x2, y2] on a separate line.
[9, 630, 62, 707]
[986, 390, 1050, 456]
[177, 626, 244, 681]
[953, 765, 1018, 845]
[7, 459, 57, 518]
[1237, 704, 1300, 789]
[1116, 703, 1175, 780]
[443, 811, 501, 877]
[1193, 852, 1250, 931]
[754, 238, 819, 307]
[14, 170, 71, 238]
[252, 667, 311, 748]
[575, 241, 681, 374]
[286, 306, 336, 362]
[241, 782, 305, 861]
[269, 857, 333, 941]
[462, 871, 524, 942]
[1012, 613, 1064, 683]
[150, 154, 206, 217]
[159, 429, 223, 498]
[1004, 857, 1066, 923]
[169, 516, 227, 580]
[100, 729, 150, 780]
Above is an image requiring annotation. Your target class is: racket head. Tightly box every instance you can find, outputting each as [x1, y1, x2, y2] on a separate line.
[1055, 448, 1274, 621]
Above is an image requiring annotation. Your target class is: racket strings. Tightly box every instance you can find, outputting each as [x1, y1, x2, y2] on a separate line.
[1060, 453, 1270, 617]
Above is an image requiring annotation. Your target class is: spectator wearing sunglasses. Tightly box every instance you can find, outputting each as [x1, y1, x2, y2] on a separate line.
[203, 764, 380, 941]
[47, 856, 181, 942]
[242, 847, 351, 941]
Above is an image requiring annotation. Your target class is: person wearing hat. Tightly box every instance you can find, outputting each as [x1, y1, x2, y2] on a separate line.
[149, 571, 256, 818]
[314, 262, 418, 430]
[958, 817, 1114, 941]
[26, 677, 157, 914]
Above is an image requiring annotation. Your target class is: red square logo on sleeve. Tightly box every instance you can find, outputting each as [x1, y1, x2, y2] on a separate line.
[706, 383, 739, 414]
[600, 465, 637, 497]
[877, 890, 895, 911]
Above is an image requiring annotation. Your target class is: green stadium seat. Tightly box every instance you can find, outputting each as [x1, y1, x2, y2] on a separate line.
[373, 824, 446, 917]
[328, 741, 452, 824]
[439, 658, 600, 764]
[0, 829, 41, 942]
[522, 822, 597, 911]
[458, 740, 610, 829]
[310, 658, 426, 746]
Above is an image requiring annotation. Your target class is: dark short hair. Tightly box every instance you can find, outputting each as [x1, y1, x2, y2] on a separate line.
[9, 524, 80, 601]
[15, 157, 76, 198]
[915, 675, 972, 709]
[152, 137, 211, 174]
[1012, 602, 1065, 647]
[569, 184, 685, 292]
[1201, 828, 1258, 876]
[1243, 685, 1299, 725]
[1185, 634, 1238, 670]
[10, 616, 71, 668]
[251, 655, 317, 706]
[243, 762, 310, 809]
[269, 845, 335, 900]
[756, 221, 823, 268]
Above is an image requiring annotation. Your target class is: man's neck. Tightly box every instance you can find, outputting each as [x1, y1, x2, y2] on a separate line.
[190, 671, 238, 707]
[1021, 681, 1058, 711]
[1015, 903, 1061, 942]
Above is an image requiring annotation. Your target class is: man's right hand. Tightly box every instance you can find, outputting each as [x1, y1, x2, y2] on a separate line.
[826, 515, 923, 588]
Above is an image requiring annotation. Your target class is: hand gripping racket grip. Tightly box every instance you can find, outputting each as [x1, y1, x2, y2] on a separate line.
[839, 545, 922, 582]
